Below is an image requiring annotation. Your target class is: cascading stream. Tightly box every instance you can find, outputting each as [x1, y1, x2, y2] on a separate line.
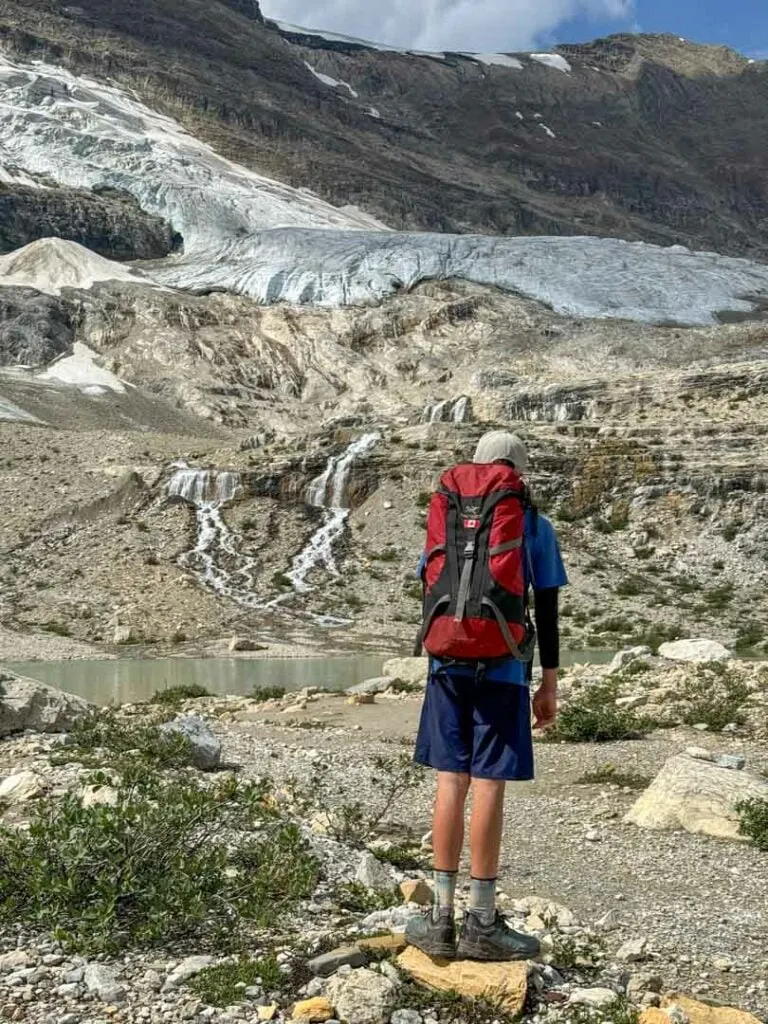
[168, 466, 263, 608]
[288, 433, 380, 593]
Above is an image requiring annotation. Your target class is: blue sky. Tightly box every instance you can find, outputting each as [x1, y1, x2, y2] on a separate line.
[262, 0, 767, 57]
[558, 0, 766, 57]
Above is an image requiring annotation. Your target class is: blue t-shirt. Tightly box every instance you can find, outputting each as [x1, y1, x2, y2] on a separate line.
[421, 510, 568, 686]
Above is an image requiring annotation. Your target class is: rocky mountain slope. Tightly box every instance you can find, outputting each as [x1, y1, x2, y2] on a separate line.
[1, 0, 767, 254]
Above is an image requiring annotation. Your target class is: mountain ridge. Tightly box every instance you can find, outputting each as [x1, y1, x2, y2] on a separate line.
[0, 0, 766, 255]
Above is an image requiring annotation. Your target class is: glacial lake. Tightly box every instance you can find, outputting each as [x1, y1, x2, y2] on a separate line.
[9, 650, 616, 707]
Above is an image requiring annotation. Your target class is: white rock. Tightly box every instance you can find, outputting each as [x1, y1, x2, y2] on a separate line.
[0, 671, 92, 737]
[569, 987, 619, 1007]
[346, 678, 393, 696]
[391, 1011, 422, 1024]
[84, 964, 126, 1004]
[616, 937, 648, 962]
[325, 968, 397, 1024]
[608, 647, 652, 674]
[163, 956, 215, 991]
[381, 658, 428, 688]
[625, 754, 768, 840]
[79, 785, 119, 808]
[355, 851, 394, 892]
[657, 639, 732, 663]
[0, 770, 46, 803]
[0, 951, 32, 973]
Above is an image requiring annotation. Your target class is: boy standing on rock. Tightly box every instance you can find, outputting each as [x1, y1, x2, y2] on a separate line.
[407, 431, 567, 961]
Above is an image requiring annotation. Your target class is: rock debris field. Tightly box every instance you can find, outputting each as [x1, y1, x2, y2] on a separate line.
[1, 645, 767, 1024]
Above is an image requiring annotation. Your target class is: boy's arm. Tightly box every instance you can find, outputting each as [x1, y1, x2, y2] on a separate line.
[533, 586, 559, 728]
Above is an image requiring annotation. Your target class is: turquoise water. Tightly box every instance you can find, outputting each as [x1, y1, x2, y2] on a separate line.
[9, 649, 617, 707]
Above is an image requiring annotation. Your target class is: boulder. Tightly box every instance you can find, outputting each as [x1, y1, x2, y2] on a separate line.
[0, 770, 46, 803]
[641, 995, 763, 1024]
[159, 715, 221, 771]
[113, 624, 134, 645]
[616, 937, 648, 962]
[162, 956, 214, 991]
[625, 753, 768, 841]
[308, 947, 366, 978]
[84, 964, 126, 1004]
[396, 947, 527, 1016]
[346, 677, 392, 696]
[0, 671, 92, 737]
[608, 646, 652, 674]
[658, 639, 732, 664]
[347, 694, 376, 706]
[356, 851, 394, 891]
[79, 785, 119, 808]
[325, 968, 398, 1024]
[292, 997, 335, 1022]
[382, 658, 428, 689]
[569, 988, 619, 1008]
[228, 637, 265, 652]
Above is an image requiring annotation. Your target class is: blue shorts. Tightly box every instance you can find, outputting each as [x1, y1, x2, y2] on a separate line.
[414, 663, 534, 782]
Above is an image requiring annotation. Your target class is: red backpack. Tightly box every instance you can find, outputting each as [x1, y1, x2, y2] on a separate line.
[418, 462, 535, 662]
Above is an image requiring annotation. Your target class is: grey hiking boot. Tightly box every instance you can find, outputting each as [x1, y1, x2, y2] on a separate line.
[405, 907, 457, 959]
[456, 910, 541, 962]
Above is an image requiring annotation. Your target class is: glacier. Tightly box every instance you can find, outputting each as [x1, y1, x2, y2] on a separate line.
[2, 53, 768, 326]
[151, 229, 768, 327]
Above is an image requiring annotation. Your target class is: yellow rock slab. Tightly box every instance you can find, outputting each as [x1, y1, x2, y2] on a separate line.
[397, 946, 527, 1016]
[291, 997, 335, 1022]
[658, 995, 762, 1024]
[257, 1005, 279, 1022]
[358, 934, 408, 955]
[400, 879, 434, 906]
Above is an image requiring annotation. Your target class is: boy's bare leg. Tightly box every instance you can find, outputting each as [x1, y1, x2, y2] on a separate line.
[432, 771, 471, 870]
[469, 778, 506, 879]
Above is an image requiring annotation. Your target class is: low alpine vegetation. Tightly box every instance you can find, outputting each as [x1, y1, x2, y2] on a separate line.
[50, 710, 195, 772]
[679, 664, 749, 732]
[150, 684, 210, 706]
[544, 680, 652, 744]
[189, 955, 284, 1006]
[737, 798, 768, 852]
[0, 772, 317, 954]
[577, 762, 652, 790]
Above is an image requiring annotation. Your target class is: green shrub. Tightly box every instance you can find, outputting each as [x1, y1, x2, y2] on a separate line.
[374, 844, 428, 871]
[251, 685, 287, 702]
[151, 684, 210, 706]
[632, 623, 682, 654]
[371, 548, 399, 562]
[272, 572, 293, 591]
[416, 491, 432, 509]
[679, 666, 749, 731]
[544, 681, 652, 743]
[737, 798, 768, 851]
[41, 622, 72, 637]
[704, 583, 735, 609]
[615, 576, 648, 597]
[577, 762, 651, 790]
[50, 711, 195, 772]
[190, 956, 283, 1005]
[734, 620, 765, 652]
[0, 775, 316, 953]
[335, 882, 400, 915]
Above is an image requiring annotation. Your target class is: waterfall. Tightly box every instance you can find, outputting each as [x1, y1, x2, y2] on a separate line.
[421, 396, 472, 425]
[168, 467, 262, 608]
[288, 433, 380, 592]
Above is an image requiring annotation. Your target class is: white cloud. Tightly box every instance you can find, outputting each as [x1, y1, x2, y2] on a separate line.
[261, 0, 635, 52]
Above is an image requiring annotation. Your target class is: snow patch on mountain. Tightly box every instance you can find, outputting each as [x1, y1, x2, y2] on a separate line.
[466, 53, 523, 69]
[304, 61, 359, 97]
[0, 53, 385, 252]
[0, 394, 41, 423]
[38, 342, 126, 394]
[149, 229, 768, 327]
[530, 53, 572, 73]
[0, 238, 146, 295]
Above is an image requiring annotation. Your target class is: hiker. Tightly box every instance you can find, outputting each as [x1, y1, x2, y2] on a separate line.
[406, 431, 567, 961]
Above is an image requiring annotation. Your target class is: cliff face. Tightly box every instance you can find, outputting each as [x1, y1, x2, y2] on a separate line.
[0, 185, 181, 260]
[0, 1, 766, 257]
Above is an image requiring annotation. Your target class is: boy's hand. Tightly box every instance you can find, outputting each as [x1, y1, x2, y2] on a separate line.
[533, 669, 558, 730]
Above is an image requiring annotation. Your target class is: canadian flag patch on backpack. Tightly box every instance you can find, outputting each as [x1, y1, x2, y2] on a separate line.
[418, 463, 535, 662]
